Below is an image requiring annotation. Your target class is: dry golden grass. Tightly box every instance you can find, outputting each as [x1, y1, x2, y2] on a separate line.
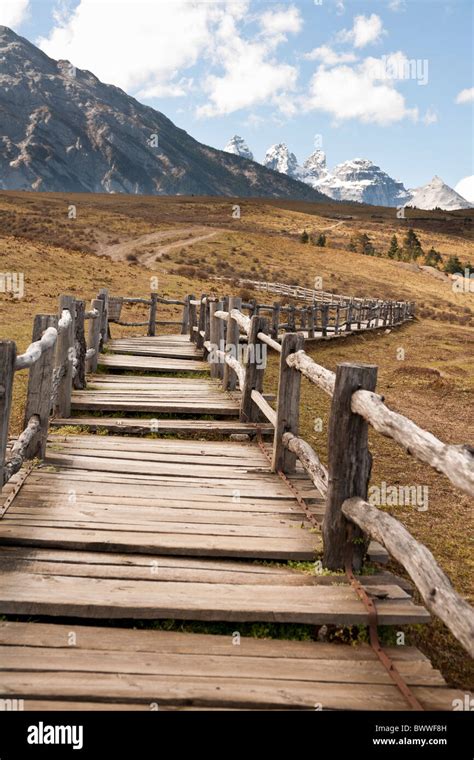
[0, 192, 473, 689]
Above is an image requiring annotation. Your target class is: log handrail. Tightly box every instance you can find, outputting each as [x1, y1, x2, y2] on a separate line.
[342, 497, 474, 657]
[14, 327, 58, 371]
[351, 390, 474, 498]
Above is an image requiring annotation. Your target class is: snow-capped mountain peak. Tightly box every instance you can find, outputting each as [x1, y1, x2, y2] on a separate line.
[223, 135, 253, 161]
[406, 176, 472, 211]
[302, 150, 327, 178]
[263, 143, 300, 179]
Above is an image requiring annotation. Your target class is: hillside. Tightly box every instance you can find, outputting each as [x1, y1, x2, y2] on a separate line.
[0, 26, 327, 201]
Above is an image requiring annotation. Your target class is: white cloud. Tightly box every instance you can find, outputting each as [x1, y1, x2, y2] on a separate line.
[197, 7, 301, 117]
[37, 0, 249, 95]
[197, 37, 298, 117]
[304, 45, 357, 65]
[0, 0, 29, 27]
[339, 13, 385, 48]
[306, 55, 418, 125]
[388, 0, 406, 11]
[422, 107, 438, 125]
[259, 5, 302, 39]
[455, 87, 474, 104]
[455, 176, 474, 203]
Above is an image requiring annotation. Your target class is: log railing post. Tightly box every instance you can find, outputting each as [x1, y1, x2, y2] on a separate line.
[203, 297, 212, 361]
[148, 293, 158, 337]
[209, 300, 224, 380]
[55, 294, 75, 418]
[271, 302, 280, 339]
[196, 294, 206, 350]
[23, 314, 58, 460]
[288, 304, 296, 332]
[181, 295, 190, 335]
[98, 288, 109, 348]
[73, 299, 86, 390]
[240, 315, 268, 422]
[307, 305, 315, 339]
[323, 362, 378, 571]
[223, 296, 242, 391]
[322, 304, 329, 337]
[272, 332, 305, 473]
[188, 294, 197, 343]
[87, 299, 103, 374]
[0, 341, 16, 488]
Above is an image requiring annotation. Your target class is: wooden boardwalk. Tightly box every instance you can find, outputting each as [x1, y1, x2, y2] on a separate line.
[0, 331, 468, 710]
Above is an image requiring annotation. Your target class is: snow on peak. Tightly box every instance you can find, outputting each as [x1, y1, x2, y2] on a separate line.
[223, 135, 253, 161]
[263, 143, 300, 178]
[406, 176, 472, 211]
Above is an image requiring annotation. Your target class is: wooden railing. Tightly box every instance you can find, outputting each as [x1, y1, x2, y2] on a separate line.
[195, 286, 415, 341]
[193, 296, 474, 656]
[216, 274, 416, 310]
[106, 293, 187, 335]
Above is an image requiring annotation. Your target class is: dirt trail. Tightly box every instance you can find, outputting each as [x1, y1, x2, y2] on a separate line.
[96, 226, 223, 267]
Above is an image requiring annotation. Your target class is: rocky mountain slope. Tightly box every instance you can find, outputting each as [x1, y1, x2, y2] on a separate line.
[0, 27, 326, 200]
[407, 176, 473, 211]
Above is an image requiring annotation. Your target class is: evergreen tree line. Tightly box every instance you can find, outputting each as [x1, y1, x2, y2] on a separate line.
[348, 229, 472, 275]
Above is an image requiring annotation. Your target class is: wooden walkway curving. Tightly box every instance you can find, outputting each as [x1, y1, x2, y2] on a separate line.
[0, 334, 464, 710]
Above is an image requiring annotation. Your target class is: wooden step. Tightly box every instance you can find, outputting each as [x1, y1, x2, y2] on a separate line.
[0, 621, 459, 710]
[0, 563, 428, 624]
[51, 417, 274, 436]
[99, 354, 207, 373]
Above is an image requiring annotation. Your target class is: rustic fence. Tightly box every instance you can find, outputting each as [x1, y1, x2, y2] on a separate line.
[184, 294, 415, 342]
[0, 288, 185, 490]
[191, 295, 474, 657]
[215, 275, 415, 311]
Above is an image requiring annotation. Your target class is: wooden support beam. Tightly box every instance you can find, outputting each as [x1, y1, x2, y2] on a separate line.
[0, 341, 16, 488]
[223, 296, 242, 391]
[307, 306, 315, 339]
[73, 300, 86, 391]
[271, 302, 280, 339]
[272, 332, 305, 473]
[323, 362, 378, 571]
[181, 295, 190, 335]
[209, 301, 224, 380]
[195, 294, 206, 350]
[23, 315, 58, 460]
[54, 295, 75, 418]
[147, 293, 158, 337]
[240, 316, 269, 422]
[86, 299, 103, 374]
[188, 294, 197, 343]
[97, 288, 109, 348]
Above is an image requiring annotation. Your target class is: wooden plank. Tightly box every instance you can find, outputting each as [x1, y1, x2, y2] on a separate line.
[0, 670, 460, 710]
[0, 572, 429, 623]
[98, 355, 207, 372]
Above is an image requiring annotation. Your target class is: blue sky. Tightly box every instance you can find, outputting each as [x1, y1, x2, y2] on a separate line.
[3, 0, 473, 189]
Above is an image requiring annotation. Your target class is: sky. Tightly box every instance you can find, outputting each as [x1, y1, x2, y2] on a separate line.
[1, 0, 473, 190]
